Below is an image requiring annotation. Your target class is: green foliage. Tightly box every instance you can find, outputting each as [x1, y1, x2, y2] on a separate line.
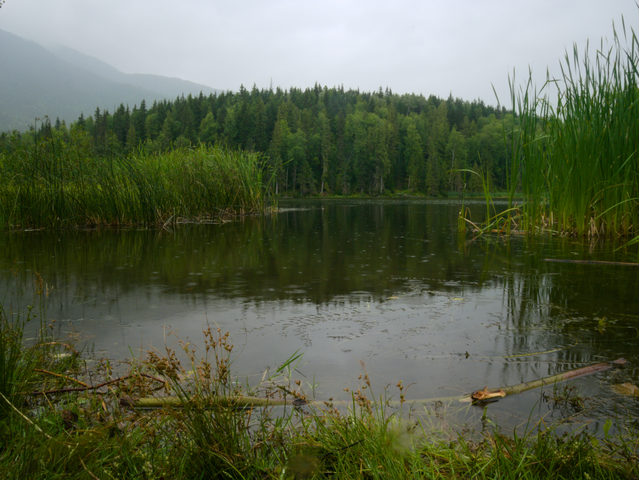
[0, 123, 267, 228]
[1, 85, 511, 198]
[503, 15, 639, 238]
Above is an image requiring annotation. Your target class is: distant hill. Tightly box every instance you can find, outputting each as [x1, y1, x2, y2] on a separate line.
[47, 44, 221, 100]
[0, 30, 222, 132]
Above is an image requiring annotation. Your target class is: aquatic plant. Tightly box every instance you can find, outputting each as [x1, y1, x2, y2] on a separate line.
[507, 16, 639, 238]
[0, 126, 269, 229]
[461, 13, 639, 241]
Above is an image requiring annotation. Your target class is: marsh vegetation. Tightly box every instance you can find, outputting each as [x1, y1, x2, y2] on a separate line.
[465, 16, 639, 241]
[0, 127, 267, 229]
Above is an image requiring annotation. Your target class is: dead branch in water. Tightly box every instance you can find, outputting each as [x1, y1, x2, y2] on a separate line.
[119, 359, 627, 409]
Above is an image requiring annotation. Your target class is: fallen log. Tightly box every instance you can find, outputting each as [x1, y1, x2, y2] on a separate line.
[120, 358, 627, 409]
[395, 357, 628, 406]
[497, 358, 627, 396]
[119, 394, 308, 409]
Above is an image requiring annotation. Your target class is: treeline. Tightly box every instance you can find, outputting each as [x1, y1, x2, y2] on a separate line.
[1, 84, 516, 196]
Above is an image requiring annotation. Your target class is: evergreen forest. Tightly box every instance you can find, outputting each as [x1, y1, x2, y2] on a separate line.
[0, 84, 513, 197]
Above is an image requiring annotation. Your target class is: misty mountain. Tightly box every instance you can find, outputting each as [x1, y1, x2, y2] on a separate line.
[0, 30, 221, 132]
[47, 44, 221, 100]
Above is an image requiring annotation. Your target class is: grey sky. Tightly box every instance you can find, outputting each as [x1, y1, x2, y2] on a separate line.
[2, 0, 638, 106]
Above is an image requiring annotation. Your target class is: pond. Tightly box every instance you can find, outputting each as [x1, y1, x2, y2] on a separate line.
[2, 198, 639, 432]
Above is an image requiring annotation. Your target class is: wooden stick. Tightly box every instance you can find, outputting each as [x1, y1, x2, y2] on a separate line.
[120, 359, 627, 409]
[35, 369, 90, 388]
[119, 394, 308, 409]
[393, 358, 628, 406]
[498, 358, 627, 396]
[543, 259, 639, 266]
[23, 373, 166, 396]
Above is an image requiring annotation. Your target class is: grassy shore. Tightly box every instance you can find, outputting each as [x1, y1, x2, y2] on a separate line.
[464, 15, 639, 240]
[0, 128, 268, 229]
[1, 285, 638, 479]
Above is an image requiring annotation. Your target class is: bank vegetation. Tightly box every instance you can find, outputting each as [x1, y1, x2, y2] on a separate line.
[0, 128, 267, 229]
[1, 285, 638, 479]
[467, 15, 639, 240]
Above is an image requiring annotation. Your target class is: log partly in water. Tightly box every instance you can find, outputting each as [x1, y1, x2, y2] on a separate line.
[119, 359, 627, 409]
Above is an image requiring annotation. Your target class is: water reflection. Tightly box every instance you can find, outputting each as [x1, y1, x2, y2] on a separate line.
[1, 198, 638, 428]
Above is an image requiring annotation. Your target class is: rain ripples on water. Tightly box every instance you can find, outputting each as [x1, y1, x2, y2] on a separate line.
[1, 198, 638, 431]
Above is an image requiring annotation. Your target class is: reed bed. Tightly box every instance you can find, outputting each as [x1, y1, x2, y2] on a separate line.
[0, 129, 268, 229]
[517, 20, 639, 237]
[1, 281, 638, 479]
[466, 17, 639, 240]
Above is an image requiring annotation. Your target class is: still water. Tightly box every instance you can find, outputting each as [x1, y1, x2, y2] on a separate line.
[2, 198, 639, 429]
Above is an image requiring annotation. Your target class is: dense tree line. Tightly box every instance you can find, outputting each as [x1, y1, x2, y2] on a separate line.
[1, 84, 517, 196]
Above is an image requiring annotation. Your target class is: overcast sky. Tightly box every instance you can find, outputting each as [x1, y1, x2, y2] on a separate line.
[2, 0, 638, 107]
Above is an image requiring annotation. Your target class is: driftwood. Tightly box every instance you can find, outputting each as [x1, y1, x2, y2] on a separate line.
[496, 358, 626, 395]
[119, 358, 627, 409]
[24, 373, 166, 396]
[460, 358, 628, 404]
[119, 394, 308, 409]
[543, 258, 639, 267]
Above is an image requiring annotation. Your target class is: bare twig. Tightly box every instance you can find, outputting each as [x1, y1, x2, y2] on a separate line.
[23, 373, 166, 396]
[80, 458, 100, 480]
[35, 369, 90, 387]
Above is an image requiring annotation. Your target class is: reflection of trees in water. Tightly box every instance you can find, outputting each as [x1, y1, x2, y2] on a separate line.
[1, 200, 638, 425]
[1, 200, 637, 354]
[0, 200, 496, 306]
[487, 235, 639, 421]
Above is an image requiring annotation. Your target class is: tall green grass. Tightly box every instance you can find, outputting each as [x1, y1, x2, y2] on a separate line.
[0, 273, 81, 441]
[507, 16, 639, 238]
[0, 127, 269, 229]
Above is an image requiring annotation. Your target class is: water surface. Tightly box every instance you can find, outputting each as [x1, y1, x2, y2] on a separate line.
[2, 198, 638, 431]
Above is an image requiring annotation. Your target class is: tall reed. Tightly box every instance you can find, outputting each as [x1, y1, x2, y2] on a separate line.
[509, 17, 639, 237]
[0, 273, 80, 432]
[0, 128, 269, 229]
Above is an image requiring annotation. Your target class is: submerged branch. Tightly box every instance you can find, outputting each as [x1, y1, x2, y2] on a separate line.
[395, 357, 628, 406]
[497, 358, 627, 395]
[120, 358, 627, 409]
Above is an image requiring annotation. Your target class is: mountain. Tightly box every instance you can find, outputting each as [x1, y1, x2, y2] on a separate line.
[0, 30, 221, 132]
[47, 44, 221, 100]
